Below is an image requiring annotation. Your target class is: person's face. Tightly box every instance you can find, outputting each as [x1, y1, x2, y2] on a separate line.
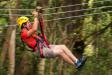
[26, 21, 32, 27]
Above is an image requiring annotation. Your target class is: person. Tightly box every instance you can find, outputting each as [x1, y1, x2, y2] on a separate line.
[17, 11, 87, 69]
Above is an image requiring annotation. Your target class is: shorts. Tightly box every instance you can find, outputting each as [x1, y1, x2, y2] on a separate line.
[42, 45, 57, 58]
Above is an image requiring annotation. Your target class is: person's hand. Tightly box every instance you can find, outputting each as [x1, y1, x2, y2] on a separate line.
[32, 11, 39, 18]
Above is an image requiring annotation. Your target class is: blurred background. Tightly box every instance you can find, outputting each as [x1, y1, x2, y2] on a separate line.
[0, 0, 112, 75]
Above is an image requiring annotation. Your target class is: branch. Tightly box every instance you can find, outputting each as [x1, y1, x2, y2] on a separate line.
[84, 22, 112, 42]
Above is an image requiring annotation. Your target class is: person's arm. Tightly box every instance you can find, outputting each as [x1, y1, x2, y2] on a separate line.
[27, 11, 39, 37]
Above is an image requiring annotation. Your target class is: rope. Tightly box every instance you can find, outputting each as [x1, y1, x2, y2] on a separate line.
[38, 5, 112, 16]
[45, 10, 112, 22]
[0, 10, 112, 27]
[0, 0, 111, 11]
[0, 5, 112, 16]
[43, 0, 111, 10]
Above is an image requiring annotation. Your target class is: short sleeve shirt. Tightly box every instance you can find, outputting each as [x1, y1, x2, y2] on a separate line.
[21, 28, 37, 49]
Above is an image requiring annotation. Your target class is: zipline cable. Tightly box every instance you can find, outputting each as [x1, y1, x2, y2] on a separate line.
[0, 5, 112, 16]
[45, 10, 112, 22]
[44, 5, 112, 16]
[44, 0, 111, 10]
[0, 0, 111, 11]
[0, 10, 112, 28]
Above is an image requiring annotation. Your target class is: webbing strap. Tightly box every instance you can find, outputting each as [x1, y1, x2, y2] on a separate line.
[36, 39, 44, 58]
[39, 18, 50, 48]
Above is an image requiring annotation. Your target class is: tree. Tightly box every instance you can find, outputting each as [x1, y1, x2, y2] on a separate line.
[0, 0, 19, 75]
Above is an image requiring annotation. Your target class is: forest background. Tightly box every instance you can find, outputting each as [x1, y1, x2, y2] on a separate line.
[0, 0, 112, 75]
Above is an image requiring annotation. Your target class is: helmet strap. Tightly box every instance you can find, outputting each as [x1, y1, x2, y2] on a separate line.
[21, 23, 27, 29]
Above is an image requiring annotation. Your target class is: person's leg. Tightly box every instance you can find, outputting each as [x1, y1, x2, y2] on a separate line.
[43, 45, 74, 65]
[51, 45, 87, 69]
[58, 45, 78, 62]
[43, 45, 87, 68]
[58, 50, 74, 65]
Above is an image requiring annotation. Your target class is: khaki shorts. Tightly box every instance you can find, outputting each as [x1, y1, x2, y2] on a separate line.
[42, 45, 57, 58]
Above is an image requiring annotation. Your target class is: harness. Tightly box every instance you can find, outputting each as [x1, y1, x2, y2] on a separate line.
[21, 18, 49, 58]
[39, 17, 50, 47]
[21, 27, 44, 57]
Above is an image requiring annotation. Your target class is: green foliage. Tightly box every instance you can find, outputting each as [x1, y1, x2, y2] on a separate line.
[0, 18, 7, 25]
[84, 44, 94, 56]
[1, 0, 112, 75]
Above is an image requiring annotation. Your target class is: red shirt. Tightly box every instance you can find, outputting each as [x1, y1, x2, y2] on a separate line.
[21, 28, 37, 49]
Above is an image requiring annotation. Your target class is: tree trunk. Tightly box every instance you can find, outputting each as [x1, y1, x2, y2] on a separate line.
[0, 0, 19, 75]
[58, 60, 64, 75]
[15, 51, 33, 75]
[35, 1, 47, 75]
[7, 0, 19, 74]
[38, 59, 45, 75]
[49, 59, 54, 75]
[8, 30, 16, 75]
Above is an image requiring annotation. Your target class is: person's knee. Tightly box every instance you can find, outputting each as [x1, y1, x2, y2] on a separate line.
[53, 45, 65, 56]
[59, 45, 66, 48]
[56, 49, 64, 56]
[60, 45, 68, 50]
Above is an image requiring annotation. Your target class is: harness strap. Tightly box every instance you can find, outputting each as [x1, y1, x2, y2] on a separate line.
[21, 34, 36, 52]
[21, 27, 44, 57]
[39, 18, 50, 48]
[36, 39, 44, 58]
[21, 17, 50, 57]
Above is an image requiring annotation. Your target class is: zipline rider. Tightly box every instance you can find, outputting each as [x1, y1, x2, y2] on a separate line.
[17, 8, 87, 69]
